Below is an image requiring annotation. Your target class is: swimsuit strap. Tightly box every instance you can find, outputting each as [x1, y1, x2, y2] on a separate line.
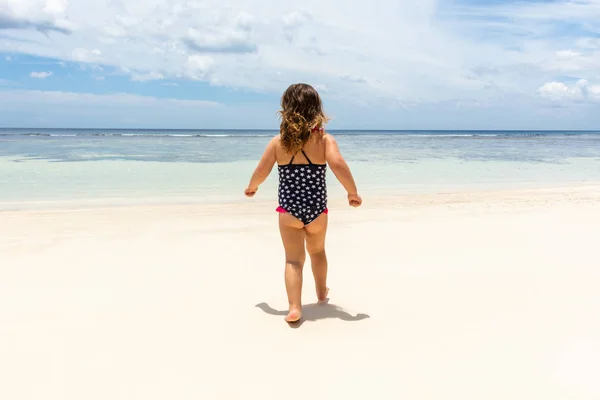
[288, 149, 314, 165]
[300, 150, 314, 165]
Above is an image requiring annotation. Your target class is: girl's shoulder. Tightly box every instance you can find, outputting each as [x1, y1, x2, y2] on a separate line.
[268, 134, 283, 154]
[268, 134, 282, 144]
[270, 134, 282, 146]
[322, 132, 337, 145]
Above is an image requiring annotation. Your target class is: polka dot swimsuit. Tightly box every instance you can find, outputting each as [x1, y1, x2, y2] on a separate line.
[277, 149, 328, 225]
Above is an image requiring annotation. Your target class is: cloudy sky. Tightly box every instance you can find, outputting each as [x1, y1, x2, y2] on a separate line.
[1, 0, 600, 129]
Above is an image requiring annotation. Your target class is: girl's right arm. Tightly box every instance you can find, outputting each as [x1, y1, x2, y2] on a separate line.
[324, 134, 362, 207]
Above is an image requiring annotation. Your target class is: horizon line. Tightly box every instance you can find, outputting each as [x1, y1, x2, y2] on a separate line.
[1, 127, 599, 132]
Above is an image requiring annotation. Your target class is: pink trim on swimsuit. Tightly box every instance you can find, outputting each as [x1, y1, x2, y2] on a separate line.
[276, 206, 328, 215]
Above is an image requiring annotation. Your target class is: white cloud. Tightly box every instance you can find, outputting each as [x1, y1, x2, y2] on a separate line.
[0, 0, 479, 100]
[556, 50, 581, 58]
[184, 10, 256, 54]
[539, 79, 600, 102]
[30, 71, 53, 79]
[43, 0, 68, 15]
[282, 11, 312, 42]
[539, 48, 598, 73]
[1, 0, 600, 116]
[183, 55, 214, 81]
[282, 11, 311, 29]
[539, 82, 580, 101]
[185, 27, 255, 54]
[71, 48, 102, 63]
[5, 56, 12, 61]
[131, 71, 164, 82]
[0, 0, 73, 33]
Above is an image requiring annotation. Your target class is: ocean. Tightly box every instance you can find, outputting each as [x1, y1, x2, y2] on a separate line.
[1, 128, 600, 208]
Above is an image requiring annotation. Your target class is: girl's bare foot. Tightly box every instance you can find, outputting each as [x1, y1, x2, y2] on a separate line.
[318, 287, 329, 303]
[286, 308, 302, 323]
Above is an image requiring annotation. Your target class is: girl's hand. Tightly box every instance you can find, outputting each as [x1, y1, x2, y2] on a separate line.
[348, 193, 362, 207]
[245, 187, 258, 197]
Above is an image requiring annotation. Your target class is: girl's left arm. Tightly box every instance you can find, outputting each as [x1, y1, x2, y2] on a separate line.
[245, 137, 277, 197]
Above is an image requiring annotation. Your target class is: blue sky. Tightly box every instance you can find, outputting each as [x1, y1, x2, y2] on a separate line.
[1, 0, 600, 129]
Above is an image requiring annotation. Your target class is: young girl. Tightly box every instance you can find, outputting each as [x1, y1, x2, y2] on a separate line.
[245, 83, 362, 323]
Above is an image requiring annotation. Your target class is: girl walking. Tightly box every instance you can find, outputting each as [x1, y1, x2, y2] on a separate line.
[245, 83, 362, 323]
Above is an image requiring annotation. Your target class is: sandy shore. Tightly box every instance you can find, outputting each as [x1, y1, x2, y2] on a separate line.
[1, 185, 600, 399]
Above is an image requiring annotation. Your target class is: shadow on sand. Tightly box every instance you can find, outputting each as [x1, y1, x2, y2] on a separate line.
[255, 299, 370, 328]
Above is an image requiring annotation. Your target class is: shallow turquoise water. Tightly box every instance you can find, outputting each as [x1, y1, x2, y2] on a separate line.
[1, 129, 600, 206]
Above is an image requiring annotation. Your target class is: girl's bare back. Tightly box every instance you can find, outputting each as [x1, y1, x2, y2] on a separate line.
[275, 133, 327, 166]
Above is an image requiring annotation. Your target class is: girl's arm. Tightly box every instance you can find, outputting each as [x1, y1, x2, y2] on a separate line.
[325, 134, 358, 194]
[245, 137, 278, 197]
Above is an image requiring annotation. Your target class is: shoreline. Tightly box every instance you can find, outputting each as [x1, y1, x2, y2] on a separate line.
[2, 182, 599, 213]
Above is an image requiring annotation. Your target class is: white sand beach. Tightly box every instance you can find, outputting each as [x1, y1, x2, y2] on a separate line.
[1, 185, 600, 400]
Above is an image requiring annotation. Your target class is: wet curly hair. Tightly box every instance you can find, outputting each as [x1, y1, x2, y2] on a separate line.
[278, 83, 329, 153]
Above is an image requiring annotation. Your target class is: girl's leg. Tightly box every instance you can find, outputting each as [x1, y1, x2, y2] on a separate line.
[305, 213, 329, 302]
[278, 213, 306, 322]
